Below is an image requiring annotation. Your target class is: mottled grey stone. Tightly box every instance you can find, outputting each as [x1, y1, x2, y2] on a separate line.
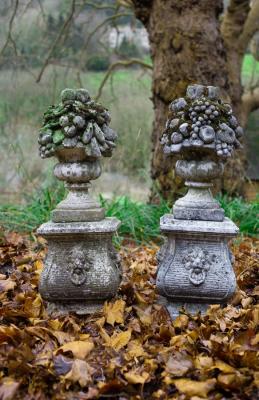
[186, 84, 205, 99]
[169, 118, 180, 129]
[199, 125, 215, 143]
[156, 84, 241, 319]
[38, 219, 121, 315]
[171, 132, 183, 144]
[156, 217, 238, 318]
[170, 143, 182, 153]
[170, 98, 187, 112]
[179, 123, 189, 135]
[207, 86, 220, 100]
[218, 123, 235, 144]
[37, 90, 121, 316]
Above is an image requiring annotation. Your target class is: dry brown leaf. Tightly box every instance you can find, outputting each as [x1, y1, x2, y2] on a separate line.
[56, 340, 94, 359]
[103, 299, 126, 326]
[212, 360, 236, 373]
[103, 329, 131, 351]
[173, 378, 216, 397]
[125, 339, 147, 360]
[124, 370, 149, 384]
[164, 353, 193, 377]
[135, 306, 152, 326]
[64, 359, 93, 387]
[173, 314, 189, 329]
[0, 377, 20, 400]
[217, 373, 237, 387]
[0, 278, 16, 293]
[194, 356, 213, 370]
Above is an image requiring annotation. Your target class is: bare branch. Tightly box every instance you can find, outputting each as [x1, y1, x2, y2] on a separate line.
[95, 58, 152, 100]
[221, 0, 250, 52]
[36, 0, 76, 83]
[239, 0, 259, 52]
[81, 12, 132, 53]
[0, 0, 19, 58]
[79, 1, 118, 10]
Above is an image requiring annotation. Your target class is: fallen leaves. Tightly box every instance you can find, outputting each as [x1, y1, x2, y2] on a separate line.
[173, 378, 216, 397]
[56, 339, 94, 359]
[102, 329, 132, 351]
[0, 233, 258, 399]
[103, 298, 126, 326]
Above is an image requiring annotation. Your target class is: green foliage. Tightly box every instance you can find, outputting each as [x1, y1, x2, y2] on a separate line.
[100, 195, 170, 244]
[217, 195, 259, 237]
[86, 55, 110, 72]
[0, 186, 258, 242]
[118, 37, 141, 58]
[0, 184, 66, 233]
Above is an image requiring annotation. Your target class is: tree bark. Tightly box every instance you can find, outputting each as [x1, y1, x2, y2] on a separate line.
[133, 0, 249, 201]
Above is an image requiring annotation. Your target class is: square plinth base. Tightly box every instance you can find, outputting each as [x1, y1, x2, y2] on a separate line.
[37, 218, 121, 315]
[156, 215, 239, 319]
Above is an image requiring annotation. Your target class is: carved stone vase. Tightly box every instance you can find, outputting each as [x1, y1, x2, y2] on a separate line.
[157, 84, 243, 318]
[37, 88, 121, 315]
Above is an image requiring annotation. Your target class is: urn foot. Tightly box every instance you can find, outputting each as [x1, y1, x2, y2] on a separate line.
[159, 296, 221, 319]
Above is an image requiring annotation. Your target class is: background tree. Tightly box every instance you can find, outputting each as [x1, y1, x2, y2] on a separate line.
[0, 0, 258, 202]
[127, 0, 259, 200]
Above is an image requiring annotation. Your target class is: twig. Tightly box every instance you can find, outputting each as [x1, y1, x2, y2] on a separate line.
[95, 58, 152, 100]
[36, 0, 76, 83]
[0, 0, 19, 58]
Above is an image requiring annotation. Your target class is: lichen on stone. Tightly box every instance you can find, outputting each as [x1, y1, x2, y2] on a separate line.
[160, 84, 243, 159]
[38, 88, 117, 159]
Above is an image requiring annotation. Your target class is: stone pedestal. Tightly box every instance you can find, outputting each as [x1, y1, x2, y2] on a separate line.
[37, 88, 121, 315]
[157, 216, 238, 318]
[38, 219, 121, 315]
[157, 84, 243, 318]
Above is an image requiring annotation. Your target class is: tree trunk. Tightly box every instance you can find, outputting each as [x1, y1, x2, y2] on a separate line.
[133, 0, 246, 202]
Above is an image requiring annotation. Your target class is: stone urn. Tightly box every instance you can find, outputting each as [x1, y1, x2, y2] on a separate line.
[157, 84, 243, 318]
[37, 88, 121, 315]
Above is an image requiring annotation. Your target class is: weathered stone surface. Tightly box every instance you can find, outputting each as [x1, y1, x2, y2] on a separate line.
[171, 132, 183, 144]
[157, 84, 241, 319]
[37, 88, 121, 316]
[160, 84, 242, 159]
[169, 98, 187, 112]
[207, 86, 220, 100]
[156, 216, 238, 318]
[38, 219, 121, 315]
[199, 125, 215, 143]
[186, 84, 205, 99]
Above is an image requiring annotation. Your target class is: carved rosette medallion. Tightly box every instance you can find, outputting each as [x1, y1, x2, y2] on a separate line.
[182, 247, 215, 286]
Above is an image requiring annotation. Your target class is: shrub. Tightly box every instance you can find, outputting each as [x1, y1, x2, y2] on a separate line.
[86, 55, 110, 71]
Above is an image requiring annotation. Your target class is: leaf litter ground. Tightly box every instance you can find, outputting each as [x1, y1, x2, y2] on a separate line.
[0, 231, 258, 400]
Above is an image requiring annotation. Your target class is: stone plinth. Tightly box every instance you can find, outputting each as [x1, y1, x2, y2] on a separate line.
[38, 219, 121, 315]
[157, 84, 243, 318]
[157, 215, 238, 318]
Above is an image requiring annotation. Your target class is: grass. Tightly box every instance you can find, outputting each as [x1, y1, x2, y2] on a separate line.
[0, 67, 152, 192]
[0, 184, 258, 243]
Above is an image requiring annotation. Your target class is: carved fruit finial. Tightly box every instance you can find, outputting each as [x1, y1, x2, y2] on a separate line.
[160, 84, 243, 159]
[38, 88, 118, 159]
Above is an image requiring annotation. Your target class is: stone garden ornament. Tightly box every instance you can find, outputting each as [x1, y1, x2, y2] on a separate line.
[158, 84, 242, 318]
[37, 88, 121, 315]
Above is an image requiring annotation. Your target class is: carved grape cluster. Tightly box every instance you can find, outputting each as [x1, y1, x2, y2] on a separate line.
[38, 88, 117, 159]
[160, 85, 243, 159]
